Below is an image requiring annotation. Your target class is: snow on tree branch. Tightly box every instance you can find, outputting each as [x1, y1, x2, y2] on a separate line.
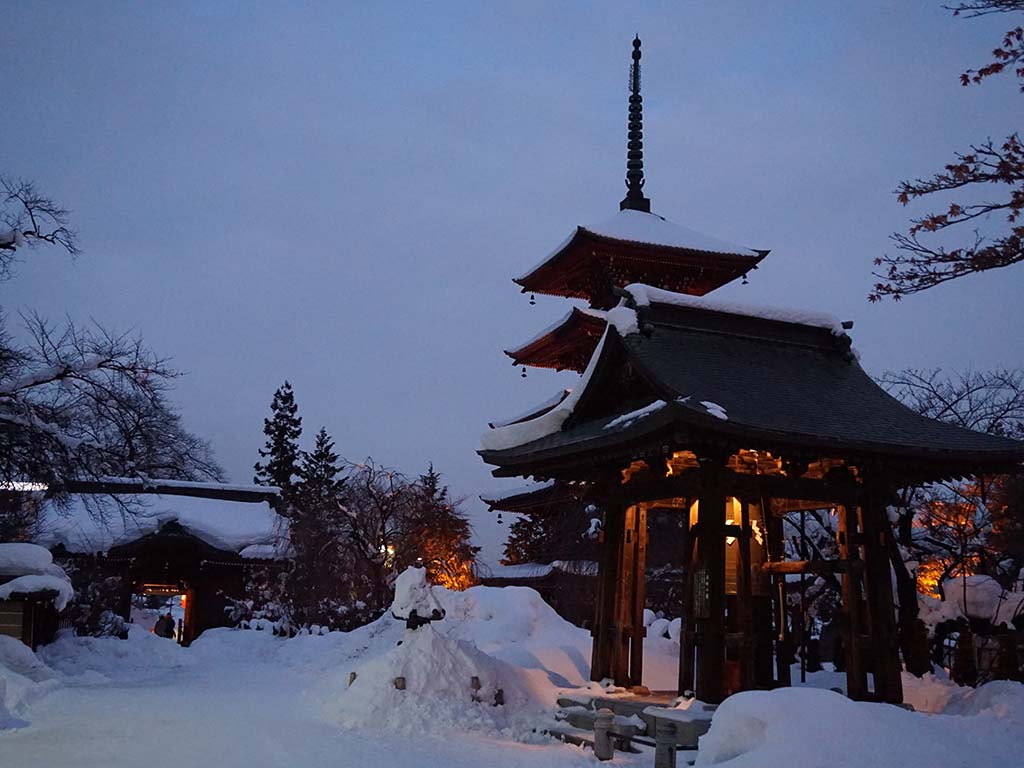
[0, 176, 79, 279]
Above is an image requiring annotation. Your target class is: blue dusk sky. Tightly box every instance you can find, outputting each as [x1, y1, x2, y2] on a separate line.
[2, 2, 1021, 564]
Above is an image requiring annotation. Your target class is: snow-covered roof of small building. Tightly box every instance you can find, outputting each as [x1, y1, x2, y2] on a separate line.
[0, 543, 73, 610]
[34, 494, 287, 556]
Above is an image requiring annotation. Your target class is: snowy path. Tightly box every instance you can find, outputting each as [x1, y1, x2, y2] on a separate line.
[2, 631, 633, 768]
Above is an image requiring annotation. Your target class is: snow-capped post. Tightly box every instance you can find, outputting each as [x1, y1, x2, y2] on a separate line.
[593, 708, 615, 761]
[654, 719, 678, 768]
[390, 567, 445, 631]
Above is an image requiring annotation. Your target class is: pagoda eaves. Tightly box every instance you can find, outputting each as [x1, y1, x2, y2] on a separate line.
[505, 306, 606, 373]
[515, 209, 769, 310]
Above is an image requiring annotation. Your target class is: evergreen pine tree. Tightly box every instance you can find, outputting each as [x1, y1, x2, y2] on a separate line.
[288, 427, 349, 626]
[299, 428, 346, 505]
[253, 381, 303, 498]
[405, 464, 478, 590]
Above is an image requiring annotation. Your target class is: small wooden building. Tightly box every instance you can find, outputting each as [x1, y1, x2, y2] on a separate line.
[31, 482, 286, 645]
[0, 543, 72, 650]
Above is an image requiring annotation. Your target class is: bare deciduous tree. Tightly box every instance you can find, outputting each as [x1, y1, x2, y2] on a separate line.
[1, 175, 221, 528]
[881, 367, 1024, 671]
[871, 2, 1023, 300]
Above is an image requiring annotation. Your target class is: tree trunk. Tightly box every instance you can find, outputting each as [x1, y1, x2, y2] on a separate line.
[886, 532, 931, 676]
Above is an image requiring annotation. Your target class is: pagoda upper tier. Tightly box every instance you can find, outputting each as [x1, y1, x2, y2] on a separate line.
[515, 208, 769, 310]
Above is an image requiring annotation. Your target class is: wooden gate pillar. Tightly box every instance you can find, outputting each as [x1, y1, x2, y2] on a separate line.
[693, 457, 728, 703]
[838, 500, 868, 700]
[764, 500, 791, 687]
[591, 503, 647, 687]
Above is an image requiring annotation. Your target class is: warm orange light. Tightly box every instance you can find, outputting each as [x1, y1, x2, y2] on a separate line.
[180, 594, 187, 610]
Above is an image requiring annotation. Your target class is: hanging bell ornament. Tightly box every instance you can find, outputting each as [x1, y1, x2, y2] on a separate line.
[529, 294, 536, 305]
[521, 367, 527, 378]
[497, 513, 504, 525]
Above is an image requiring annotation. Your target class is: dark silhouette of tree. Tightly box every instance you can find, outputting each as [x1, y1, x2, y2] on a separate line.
[871, 2, 1023, 300]
[253, 381, 302, 497]
[286, 427, 350, 626]
[881, 367, 1024, 673]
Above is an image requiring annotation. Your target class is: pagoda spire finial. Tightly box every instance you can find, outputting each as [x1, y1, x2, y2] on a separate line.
[620, 35, 651, 213]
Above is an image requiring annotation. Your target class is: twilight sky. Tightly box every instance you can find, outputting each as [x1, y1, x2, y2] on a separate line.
[3, 2, 1022, 565]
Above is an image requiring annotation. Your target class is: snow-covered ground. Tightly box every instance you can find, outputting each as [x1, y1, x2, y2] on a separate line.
[2, 579, 1024, 768]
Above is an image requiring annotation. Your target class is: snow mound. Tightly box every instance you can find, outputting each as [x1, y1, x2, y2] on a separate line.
[696, 685, 1024, 768]
[919, 575, 1024, 628]
[0, 542, 59, 577]
[0, 637, 59, 729]
[391, 566, 445, 620]
[39, 625, 190, 681]
[335, 623, 554, 735]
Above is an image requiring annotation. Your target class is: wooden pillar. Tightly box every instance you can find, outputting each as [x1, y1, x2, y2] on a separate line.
[610, 505, 636, 684]
[736, 499, 755, 692]
[765, 501, 791, 687]
[838, 501, 868, 700]
[628, 504, 648, 688]
[694, 458, 728, 703]
[678, 507, 697, 695]
[591, 504, 625, 683]
[590, 503, 647, 688]
[859, 487, 904, 704]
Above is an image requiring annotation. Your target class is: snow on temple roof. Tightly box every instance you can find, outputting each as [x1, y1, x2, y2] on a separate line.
[504, 307, 606, 356]
[515, 209, 760, 284]
[481, 329, 610, 452]
[625, 284, 847, 335]
[34, 494, 287, 555]
[585, 209, 759, 256]
[481, 560, 598, 581]
[488, 391, 572, 429]
[479, 480, 556, 505]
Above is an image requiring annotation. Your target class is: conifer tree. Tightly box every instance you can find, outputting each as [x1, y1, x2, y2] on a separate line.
[404, 464, 478, 590]
[287, 427, 350, 626]
[253, 381, 302, 498]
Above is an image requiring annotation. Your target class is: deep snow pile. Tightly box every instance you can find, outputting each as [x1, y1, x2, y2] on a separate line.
[336, 623, 556, 734]
[38, 625, 190, 681]
[919, 574, 1024, 628]
[0, 636, 59, 729]
[696, 683, 1024, 767]
[333, 569, 562, 735]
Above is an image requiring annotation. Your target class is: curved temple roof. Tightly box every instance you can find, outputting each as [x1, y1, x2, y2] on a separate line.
[481, 289, 1024, 477]
[515, 209, 768, 309]
[505, 307, 606, 372]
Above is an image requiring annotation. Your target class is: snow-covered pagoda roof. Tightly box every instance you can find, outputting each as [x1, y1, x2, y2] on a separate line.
[504, 307, 606, 373]
[480, 479, 582, 513]
[34, 493, 287, 557]
[479, 559, 598, 582]
[514, 209, 768, 309]
[480, 285, 1024, 479]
